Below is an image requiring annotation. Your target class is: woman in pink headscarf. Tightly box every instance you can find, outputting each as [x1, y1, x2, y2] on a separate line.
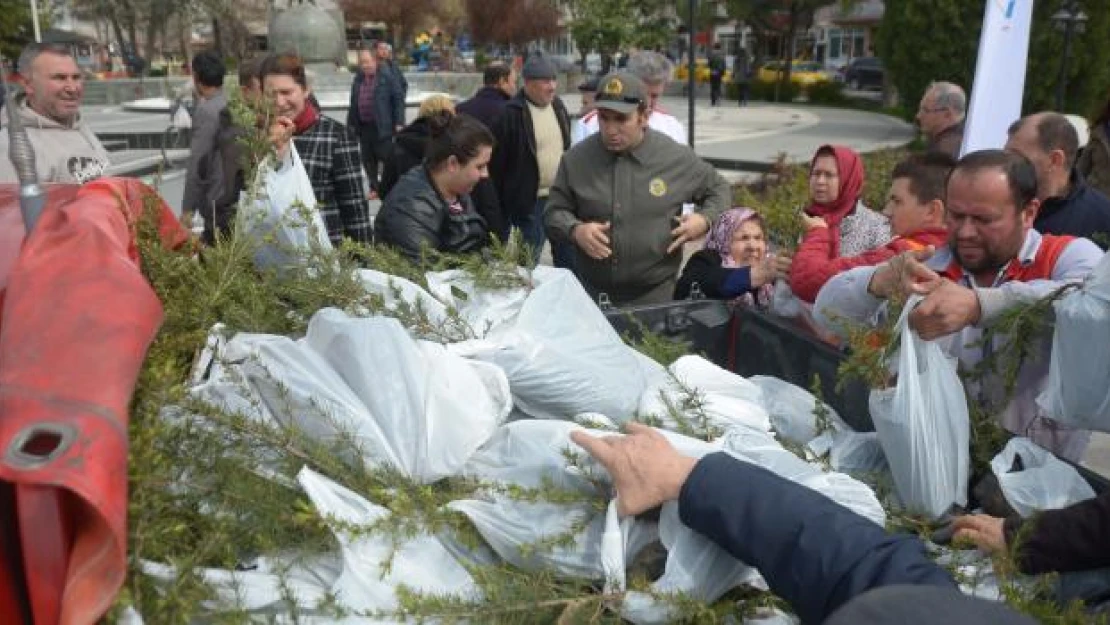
[675, 207, 785, 306]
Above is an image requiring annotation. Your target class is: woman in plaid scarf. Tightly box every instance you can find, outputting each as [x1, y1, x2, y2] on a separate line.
[260, 54, 373, 246]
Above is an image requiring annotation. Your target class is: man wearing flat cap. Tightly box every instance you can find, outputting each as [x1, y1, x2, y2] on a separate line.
[546, 72, 730, 306]
[488, 55, 574, 268]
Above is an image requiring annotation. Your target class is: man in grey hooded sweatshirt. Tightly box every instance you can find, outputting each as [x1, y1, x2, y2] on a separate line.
[0, 43, 110, 184]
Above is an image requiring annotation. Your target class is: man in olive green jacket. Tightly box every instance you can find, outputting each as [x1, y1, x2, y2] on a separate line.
[545, 72, 730, 306]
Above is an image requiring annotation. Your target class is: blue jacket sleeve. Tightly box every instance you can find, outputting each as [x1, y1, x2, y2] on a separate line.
[678, 453, 955, 625]
[720, 267, 754, 297]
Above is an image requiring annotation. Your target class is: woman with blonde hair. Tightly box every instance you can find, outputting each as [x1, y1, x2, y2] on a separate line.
[379, 94, 458, 198]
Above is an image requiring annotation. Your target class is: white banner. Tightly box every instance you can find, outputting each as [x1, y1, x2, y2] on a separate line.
[961, 0, 1034, 156]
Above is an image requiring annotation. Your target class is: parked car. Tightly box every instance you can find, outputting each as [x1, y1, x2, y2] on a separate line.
[843, 57, 884, 90]
[756, 60, 830, 86]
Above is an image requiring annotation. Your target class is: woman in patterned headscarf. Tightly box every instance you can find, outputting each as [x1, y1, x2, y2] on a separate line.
[675, 207, 784, 307]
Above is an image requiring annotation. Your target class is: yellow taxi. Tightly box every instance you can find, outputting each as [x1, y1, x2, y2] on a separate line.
[756, 60, 831, 85]
[674, 59, 732, 83]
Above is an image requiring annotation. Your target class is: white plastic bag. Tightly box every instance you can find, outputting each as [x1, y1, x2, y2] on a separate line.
[770, 279, 803, 318]
[869, 297, 970, 518]
[302, 310, 511, 482]
[297, 467, 479, 612]
[1038, 253, 1110, 430]
[424, 267, 535, 337]
[638, 356, 771, 434]
[141, 467, 479, 621]
[170, 102, 192, 129]
[211, 310, 510, 483]
[722, 426, 886, 526]
[624, 425, 883, 624]
[808, 430, 887, 474]
[355, 269, 453, 331]
[990, 437, 1095, 517]
[450, 269, 646, 421]
[749, 375, 847, 445]
[622, 502, 763, 625]
[238, 143, 332, 268]
[447, 420, 655, 580]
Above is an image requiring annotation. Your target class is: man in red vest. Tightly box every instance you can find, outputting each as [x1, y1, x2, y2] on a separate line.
[814, 149, 1103, 461]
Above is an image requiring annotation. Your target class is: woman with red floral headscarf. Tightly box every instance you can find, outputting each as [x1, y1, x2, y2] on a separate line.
[675, 207, 789, 306]
[788, 145, 892, 302]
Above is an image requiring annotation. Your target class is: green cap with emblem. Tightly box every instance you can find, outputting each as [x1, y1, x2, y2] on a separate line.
[593, 71, 647, 115]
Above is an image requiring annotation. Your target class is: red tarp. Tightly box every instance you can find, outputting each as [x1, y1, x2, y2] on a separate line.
[0, 179, 186, 625]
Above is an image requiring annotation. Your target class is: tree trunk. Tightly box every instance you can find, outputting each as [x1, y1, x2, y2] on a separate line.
[143, 16, 161, 72]
[178, 12, 190, 73]
[106, 9, 128, 70]
[212, 17, 224, 57]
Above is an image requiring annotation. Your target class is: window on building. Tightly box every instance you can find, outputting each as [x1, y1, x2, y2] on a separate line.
[827, 26, 867, 62]
[719, 33, 741, 56]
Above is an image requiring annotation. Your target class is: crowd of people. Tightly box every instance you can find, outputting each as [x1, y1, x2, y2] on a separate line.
[4, 39, 1110, 622]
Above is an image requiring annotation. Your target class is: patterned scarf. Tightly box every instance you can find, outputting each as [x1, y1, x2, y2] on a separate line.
[705, 207, 774, 308]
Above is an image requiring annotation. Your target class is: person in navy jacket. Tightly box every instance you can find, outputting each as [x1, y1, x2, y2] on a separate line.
[572, 423, 1035, 624]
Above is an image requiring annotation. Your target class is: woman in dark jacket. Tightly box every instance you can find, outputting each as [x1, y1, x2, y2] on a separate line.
[379, 95, 456, 198]
[375, 112, 492, 262]
[675, 207, 781, 305]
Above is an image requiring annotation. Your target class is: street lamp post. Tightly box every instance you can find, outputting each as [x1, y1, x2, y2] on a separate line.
[29, 0, 42, 42]
[1052, 1, 1088, 112]
[687, 0, 697, 147]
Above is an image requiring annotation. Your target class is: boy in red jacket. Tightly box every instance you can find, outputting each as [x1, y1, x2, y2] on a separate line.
[791, 152, 955, 303]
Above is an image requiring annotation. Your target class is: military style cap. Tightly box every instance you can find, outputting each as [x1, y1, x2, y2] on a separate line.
[593, 72, 647, 114]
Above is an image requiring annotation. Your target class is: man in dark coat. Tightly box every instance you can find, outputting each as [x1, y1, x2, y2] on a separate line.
[571, 423, 1036, 625]
[347, 47, 406, 196]
[1006, 111, 1110, 249]
[456, 62, 516, 238]
[488, 56, 572, 265]
[456, 62, 515, 129]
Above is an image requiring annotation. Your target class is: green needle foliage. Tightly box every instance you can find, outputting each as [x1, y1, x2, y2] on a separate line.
[120, 195, 761, 623]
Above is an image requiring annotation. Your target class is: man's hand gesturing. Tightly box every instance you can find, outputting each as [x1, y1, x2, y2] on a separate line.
[573, 221, 612, 260]
[570, 423, 697, 517]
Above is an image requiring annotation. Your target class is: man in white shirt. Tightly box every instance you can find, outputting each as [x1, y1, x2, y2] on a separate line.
[572, 51, 687, 146]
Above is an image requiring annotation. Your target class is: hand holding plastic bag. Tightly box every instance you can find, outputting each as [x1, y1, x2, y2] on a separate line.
[990, 437, 1095, 517]
[869, 296, 970, 518]
[447, 420, 656, 580]
[237, 143, 332, 268]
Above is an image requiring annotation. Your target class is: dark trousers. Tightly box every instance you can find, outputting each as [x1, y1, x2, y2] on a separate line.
[511, 196, 577, 274]
[358, 123, 389, 192]
[736, 81, 750, 106]
[710, 75, 723, 105]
